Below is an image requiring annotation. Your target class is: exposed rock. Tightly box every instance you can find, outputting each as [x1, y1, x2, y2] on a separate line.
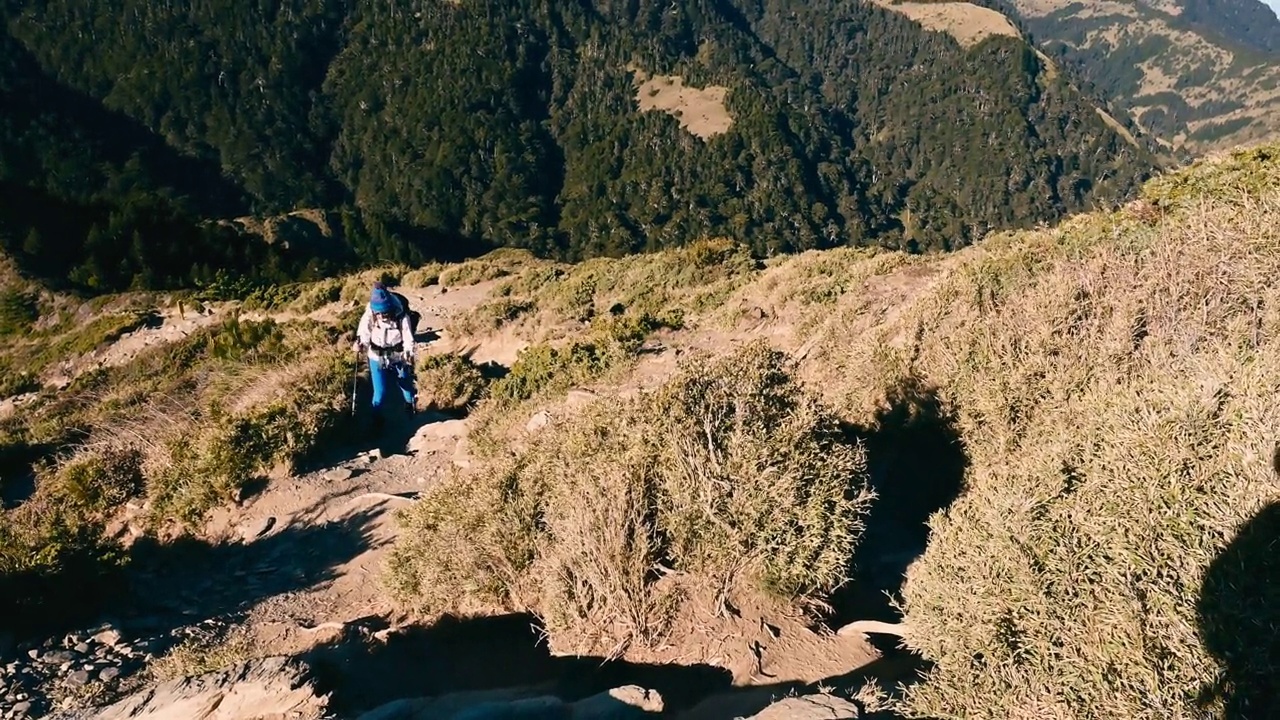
[324, 468, 354, 482]
[746, 694, 861, 719]
[66, 670, 92, 687]
[91, 629, 124, 648]
[59, 656, 328, 720]
[42, 651, 75, 666]
[576, 686, 663, 715]
[99, 668, 121, 683]
[525, 410, 551, 432]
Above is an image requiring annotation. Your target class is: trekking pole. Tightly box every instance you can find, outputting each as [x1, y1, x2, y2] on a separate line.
[350, 346, 360, 416]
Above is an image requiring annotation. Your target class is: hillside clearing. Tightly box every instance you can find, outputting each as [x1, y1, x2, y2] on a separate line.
[871, 0, 1021, 47]
[632, 69, 733, 140]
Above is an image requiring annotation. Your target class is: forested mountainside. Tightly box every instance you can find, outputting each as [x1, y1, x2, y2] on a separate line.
[993, 0, 1280, 152]
[0, 0, 1156, 295]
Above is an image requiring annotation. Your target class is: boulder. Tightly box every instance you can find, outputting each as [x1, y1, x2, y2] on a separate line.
[746, 694, 861, 719]
[55, 656, 328, 720]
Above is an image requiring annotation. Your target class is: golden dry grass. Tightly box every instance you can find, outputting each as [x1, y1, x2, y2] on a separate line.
[384, 142, 1280, 716]
[632, 69, 733, 140]
[870, 0, 1021, 48]
[387, 341, 874, 658]
[762, 144, 1280, 718]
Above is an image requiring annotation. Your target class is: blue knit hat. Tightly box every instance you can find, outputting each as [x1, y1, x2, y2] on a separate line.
[370, 284, 393, 313]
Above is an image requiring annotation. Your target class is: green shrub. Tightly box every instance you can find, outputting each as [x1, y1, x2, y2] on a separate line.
[401, 263, 446, 288]
[53, 447, 145, 515]
[456, 297, 535, 335]
[147, 352, 349, 526]
[0, 289, 38, 335]
[487, 311, 676, 406]
[0, 448, 137, 635]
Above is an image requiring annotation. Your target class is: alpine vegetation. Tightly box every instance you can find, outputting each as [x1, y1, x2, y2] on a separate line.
[386, 341, 875, 657]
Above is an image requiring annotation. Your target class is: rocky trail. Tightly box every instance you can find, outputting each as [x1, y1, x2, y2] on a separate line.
[0, 280, 928, 719]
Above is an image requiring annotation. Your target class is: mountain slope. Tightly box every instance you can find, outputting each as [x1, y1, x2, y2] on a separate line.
[997, 0, 1280, 152]
[0, 0, 1157, 284]
[3, 146, 1278, 718]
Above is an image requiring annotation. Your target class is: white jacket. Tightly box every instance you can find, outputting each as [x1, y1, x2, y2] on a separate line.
[356, 304, 415, 363]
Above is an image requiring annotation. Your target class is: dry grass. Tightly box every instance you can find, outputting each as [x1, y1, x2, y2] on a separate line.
[414, 353, 489, 412]
[758, 143, 1280, 718]
[453, 236, 759, 343]
[387, 341, 873, 657]
[439, 248, 542, 288]
[632, 70, 733, 140]
[870, 0, 1021, 48]
[148, 625, 256, 682]
[0, 310, 354, 633]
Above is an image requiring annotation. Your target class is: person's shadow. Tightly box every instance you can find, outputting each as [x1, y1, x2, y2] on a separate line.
[1198, 495, 1280, 717]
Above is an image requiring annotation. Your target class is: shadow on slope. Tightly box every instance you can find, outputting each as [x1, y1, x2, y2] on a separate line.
[304, 611, 934, 719]
[1, 501, 383, 644]
[831, 376, 969, 638]
[1198, 496, 1280, 717]
[304, 611, 734, 716]
[298, 369, 458, 472]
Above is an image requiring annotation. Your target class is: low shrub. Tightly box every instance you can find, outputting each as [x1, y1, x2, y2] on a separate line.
[0, 447, 142, 635]
[486, 311, 677, 407]
[388, 341, 873, 656]
[415, 354, 489, 412]
[146, 352, 350, 525]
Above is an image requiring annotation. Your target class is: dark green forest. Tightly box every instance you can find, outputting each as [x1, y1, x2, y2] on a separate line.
[0, 0, 1159, 294]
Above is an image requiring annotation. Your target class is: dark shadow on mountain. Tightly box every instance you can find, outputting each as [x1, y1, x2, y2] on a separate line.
[1, 502, 382, 645]
[303, 611, 735, 716]
[0, 33, 249, 218]
[1197, 499, 1280, 718]
[830, 375, 969, 637]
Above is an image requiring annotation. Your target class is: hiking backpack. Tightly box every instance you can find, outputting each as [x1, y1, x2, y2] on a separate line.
[390, 291, 421, 336]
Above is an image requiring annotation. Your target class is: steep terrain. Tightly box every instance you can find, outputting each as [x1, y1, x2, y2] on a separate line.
[5, 144, 1280, 717]
[0, 0, 1156, 291]
[992, 0, 1280, 153]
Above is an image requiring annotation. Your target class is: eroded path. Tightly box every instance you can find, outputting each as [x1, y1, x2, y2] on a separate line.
[4, 275, 929, 718]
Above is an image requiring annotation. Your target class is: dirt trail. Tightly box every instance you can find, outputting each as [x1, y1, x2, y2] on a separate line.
[15, 275, 924, 718]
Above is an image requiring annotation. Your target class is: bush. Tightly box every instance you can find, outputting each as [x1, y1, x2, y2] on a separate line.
[415, 354, 489, 412]
[0, 447, 141, 635]
[388, 341, 873, 656]
[147, 352, 350, 525]
[487, 311, 677, 406]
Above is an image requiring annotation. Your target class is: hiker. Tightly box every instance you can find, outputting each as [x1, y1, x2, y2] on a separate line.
[353, 282, 417, 425]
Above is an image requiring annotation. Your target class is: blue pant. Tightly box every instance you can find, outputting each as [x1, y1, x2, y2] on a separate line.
[369, 356, 416, 411]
